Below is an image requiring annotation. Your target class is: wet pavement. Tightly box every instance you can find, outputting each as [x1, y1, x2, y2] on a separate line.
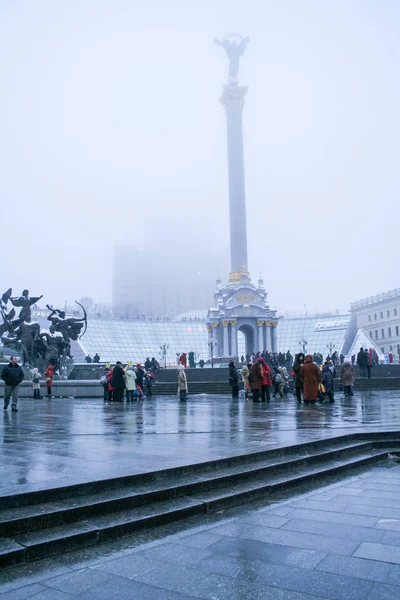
[1, 390, 400, 496]
[2, 462, 400, 598]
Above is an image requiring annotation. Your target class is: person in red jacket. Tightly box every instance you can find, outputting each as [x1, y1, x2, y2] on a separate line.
[107, 367, 114, 403]
[44, 365, 54, 399]
[260, 357, 272, 402]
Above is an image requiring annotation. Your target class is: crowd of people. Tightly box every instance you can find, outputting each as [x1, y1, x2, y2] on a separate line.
[100, 362, 156, 403]
[228, 350, 358, 405]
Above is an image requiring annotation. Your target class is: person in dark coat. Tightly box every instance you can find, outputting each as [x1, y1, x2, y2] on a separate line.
[250, 359, 263, 402]
[111, 361, 125, 402]
[135, 364, 145, 388]
[357, 347, 368, 378]
[93, 353, 100, 363]
[293, 353, 305, 403]
[228, 361, 239, 398]
[320, 362, 334, 403]
[85, 355, 92, 363]
[2, 356, 24, 412]
[300, 355, 322, 405]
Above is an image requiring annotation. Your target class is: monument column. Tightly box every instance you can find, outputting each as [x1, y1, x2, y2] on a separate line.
[223, 321, 229, 357]
[216, 35, 250, 282]
[230, 321, 237, 357]
[271, 323, 278, 352]
[266, 322, 272, 351]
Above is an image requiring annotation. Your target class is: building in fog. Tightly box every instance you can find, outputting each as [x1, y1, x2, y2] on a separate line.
[112, 243, 228, 319]
[112, 243, 142, 318]
[351, 289, 400, 358]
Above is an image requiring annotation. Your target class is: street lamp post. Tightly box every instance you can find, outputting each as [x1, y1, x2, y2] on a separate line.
[326, 343, 335, 356]
[299, 339, 307, 354]
[208, 341, 218, 368]
[160, 344, 168, 369]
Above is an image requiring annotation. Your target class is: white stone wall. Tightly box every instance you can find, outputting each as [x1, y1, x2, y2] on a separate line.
[353, 296, 400, 357]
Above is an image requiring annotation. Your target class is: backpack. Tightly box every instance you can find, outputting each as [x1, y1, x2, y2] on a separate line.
[100, 374, 108, 385]
[274, 373, 282, 384]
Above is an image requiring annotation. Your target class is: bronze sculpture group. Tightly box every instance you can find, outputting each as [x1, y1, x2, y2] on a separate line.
[0, 288, 87, 377]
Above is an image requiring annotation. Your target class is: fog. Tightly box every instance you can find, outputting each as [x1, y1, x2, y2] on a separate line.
[1, 0, 399, 315]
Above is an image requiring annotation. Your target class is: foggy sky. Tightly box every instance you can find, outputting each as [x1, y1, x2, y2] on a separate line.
[1, 0, 399, 314]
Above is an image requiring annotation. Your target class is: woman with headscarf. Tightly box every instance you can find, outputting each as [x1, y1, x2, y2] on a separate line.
[300, 355, 322, 405]
[228, 361, 239, 398]
[340, 360, 354, 396]
[293, 353, 305, 403]
[177, 364, 188, 401]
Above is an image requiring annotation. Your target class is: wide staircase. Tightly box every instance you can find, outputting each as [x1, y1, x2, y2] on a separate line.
[0, 432, 399, 567]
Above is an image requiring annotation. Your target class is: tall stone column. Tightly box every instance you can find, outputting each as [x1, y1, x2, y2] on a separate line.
[220, 81, 250, 282]
[265, 323, 272, 351]
[257, 320, 264, 353]
[271, 323, 278, 352]
[222, 321, 229, 357]
[230, 321, 237, 357]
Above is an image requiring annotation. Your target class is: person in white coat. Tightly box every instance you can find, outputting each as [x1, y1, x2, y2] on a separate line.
[124, 367, 136, 402]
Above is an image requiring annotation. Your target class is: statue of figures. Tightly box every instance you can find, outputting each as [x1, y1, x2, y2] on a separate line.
[10, 289, 43, 324]
[214, 34, 250, 78]
[46, 304, 87, 358]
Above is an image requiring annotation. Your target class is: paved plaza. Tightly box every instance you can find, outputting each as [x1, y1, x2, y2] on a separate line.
[0, 391, 399, 496]
[2, 461, 400, 598]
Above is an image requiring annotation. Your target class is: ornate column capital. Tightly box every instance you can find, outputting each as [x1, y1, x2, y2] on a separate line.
[222, 320, 230, 327]
[257, 320, 265, 327]
[265, 321, 272, 326]
[211, 322, 219, 328]
[220, 82, 248, 112]
[230, 320, 237, 326]
[271, 322, 278, 328]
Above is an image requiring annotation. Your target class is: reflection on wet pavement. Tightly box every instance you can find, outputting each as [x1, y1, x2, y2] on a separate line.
[0, 391, 399, 495]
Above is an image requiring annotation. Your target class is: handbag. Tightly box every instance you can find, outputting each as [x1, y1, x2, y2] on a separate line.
[33, 377, 40, 384]
[318, 383, 326, 394]
[45, 377, 51, 383]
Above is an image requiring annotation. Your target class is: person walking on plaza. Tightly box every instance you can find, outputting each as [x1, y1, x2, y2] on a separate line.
[260, 357, 272, 402]
[250, 359, 263, 402]
[44, 364, 55, 399]
[320, 361, 335, 403]
[2, 355, 24, 412]
[340, 360, 355, 396]
[293, 353, 305, 403]
[228, 361, 239, 398]
[31, 367, 42, 399]
[145, 370, 154, 397]
[300, 355, 322, 405]
[124, 366, 136, 402]
[111, 361, 125, 402]
[241, 364, 252, 399]
[177, 364, 188, 401]
[357, 347, 367, 378]
[107, 366, 114, 402]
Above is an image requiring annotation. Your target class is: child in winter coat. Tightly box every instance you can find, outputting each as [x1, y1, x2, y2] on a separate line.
[31, 367, 42, 399]
[44, 365, 54, 399]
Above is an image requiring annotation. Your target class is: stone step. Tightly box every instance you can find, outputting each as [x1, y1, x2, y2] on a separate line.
[0, 445, 397, 566]
[0, 441, 374, 537]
